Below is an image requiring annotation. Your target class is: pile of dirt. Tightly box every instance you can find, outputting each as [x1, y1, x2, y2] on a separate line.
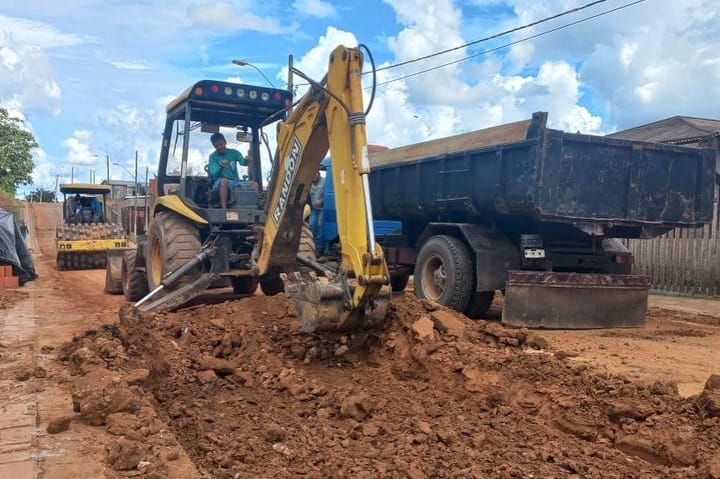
[58, 293, 720, 478]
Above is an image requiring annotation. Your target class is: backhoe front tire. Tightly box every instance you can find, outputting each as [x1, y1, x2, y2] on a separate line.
[413, 235, 473, 312]
[122, 250, 150, 301]
[145, 211, 202, 294]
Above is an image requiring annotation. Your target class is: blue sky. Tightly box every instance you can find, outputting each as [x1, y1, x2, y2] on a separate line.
[1, 0, 718, 195]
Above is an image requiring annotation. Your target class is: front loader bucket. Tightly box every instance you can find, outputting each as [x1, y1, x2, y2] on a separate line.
[284, 275, 390, 332]
[502, 271, 650, 329]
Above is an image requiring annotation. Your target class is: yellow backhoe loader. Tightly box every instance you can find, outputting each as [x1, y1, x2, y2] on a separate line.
[120, 45, 390, 331]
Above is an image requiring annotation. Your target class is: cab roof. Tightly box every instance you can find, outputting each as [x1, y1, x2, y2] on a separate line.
[59, 183, 112, 195]
[165, 79, 293, 128]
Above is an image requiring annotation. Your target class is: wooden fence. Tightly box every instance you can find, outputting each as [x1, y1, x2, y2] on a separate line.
[625, 198, 720, 297]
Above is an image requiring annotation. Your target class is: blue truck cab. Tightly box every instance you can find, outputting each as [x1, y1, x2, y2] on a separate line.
[317, 157, 401, 256]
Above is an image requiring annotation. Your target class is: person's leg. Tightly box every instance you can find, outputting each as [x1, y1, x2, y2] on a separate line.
[219, 178, 229, 208]
[309, 208, 319, 250]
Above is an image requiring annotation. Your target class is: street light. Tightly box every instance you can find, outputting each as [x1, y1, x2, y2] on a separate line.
[232, 59, 276, 88]
[113, 162, 135, 182]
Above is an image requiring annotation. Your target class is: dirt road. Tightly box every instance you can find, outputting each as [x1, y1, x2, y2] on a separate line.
[1, 202, 719, 478]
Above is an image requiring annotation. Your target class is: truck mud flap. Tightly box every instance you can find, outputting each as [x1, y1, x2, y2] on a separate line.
[502, 271, 650, 329]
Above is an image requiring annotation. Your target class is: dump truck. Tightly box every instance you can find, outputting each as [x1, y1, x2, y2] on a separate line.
[367, 112, 717, 328]
[56, 183, 127, 270]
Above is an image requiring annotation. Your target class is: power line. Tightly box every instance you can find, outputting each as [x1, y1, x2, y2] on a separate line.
[374, 0, 646, 88]
[376, 0, 610, 73]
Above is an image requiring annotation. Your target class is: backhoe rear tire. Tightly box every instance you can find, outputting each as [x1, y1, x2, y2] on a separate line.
[122, 250, 150, 301]
[413, 235, 473, 312]
[145, 211, 201, 294]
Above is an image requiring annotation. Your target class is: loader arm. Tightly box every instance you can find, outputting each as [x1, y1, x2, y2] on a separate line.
[257, 45, 390, 331]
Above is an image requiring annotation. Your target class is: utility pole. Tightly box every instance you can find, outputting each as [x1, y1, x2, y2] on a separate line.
[106, 154, 110, 185]
[287, 54, 294, 115]
[71, 167, 74, 183]
[144, 165, 149, 233]
[134, 150, 139, 238]
[54, 174, 59, 202]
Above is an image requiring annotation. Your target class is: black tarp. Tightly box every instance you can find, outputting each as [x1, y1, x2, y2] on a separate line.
[0, 208, 37, 285]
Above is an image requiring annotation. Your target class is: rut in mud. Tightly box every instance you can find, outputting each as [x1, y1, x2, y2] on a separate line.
[58, 293, 720, 478]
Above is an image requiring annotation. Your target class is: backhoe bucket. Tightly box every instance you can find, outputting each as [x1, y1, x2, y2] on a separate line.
[502, 271, 650, 329]
[284, 275, 390, 332]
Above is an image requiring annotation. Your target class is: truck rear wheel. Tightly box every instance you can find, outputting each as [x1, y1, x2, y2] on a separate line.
[122, 250, 149, 301]
[414, 235, 473, 312]
[145, 211, 201, 293]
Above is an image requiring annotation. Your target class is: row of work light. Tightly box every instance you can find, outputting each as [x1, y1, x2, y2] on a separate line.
[194, 83, 284, 103]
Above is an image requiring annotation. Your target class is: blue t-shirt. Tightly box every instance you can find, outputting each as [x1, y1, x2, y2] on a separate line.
[208, 149, 246, 180]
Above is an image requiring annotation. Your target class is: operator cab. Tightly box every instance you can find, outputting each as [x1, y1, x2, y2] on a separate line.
[59, 183, 111, 225]
[157, 80, 293, 224]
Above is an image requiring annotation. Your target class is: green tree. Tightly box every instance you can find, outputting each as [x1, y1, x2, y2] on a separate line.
[0, 104, 37, 195]
[25, 187, 56, 203]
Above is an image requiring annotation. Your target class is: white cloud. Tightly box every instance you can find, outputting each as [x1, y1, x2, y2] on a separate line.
[0, 15, 87, 48]
[0, 43, 62, 116]
[292, 0, 337, 18]
[61, 130, 98, 166]
[108, 60, 152, 71]
[494, 0, 720, 129]
[186, 2, 283, 33]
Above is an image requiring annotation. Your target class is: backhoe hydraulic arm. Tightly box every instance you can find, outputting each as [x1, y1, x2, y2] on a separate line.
[257, 45, 390, 331]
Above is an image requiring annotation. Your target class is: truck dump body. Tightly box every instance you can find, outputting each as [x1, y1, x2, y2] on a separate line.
[369, 112, 716, 239]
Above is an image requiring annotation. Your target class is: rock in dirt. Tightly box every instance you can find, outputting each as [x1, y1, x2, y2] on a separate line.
[74, 380, 141, 426]
[697, 389, 720, 417]
[264, 425, 286, 443]
[106, 437, 146, 471]
[334, 345, 349, 357]
[124, 368, 150, 386]
[430, 310, 465, 338]
[33, 366, 47, 378]
[411, 315, 435, 342]
[551, 415, 598, 441]
[196, 370, 218, 384]
[525, 334, 549, 350]
[339, 393, 373, 421]
[607, 401, 654, 422]
[704, 374, 720, 391]
[46, 416, 71, 434]
[197, 356, 236, 376]
[615, 433, 697, 467]
[650, 381, 679, 396]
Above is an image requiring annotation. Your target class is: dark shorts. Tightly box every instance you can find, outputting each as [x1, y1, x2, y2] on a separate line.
[212, 178, 242, 192]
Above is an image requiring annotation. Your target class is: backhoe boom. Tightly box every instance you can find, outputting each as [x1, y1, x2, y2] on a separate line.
[257, 45, 390, 331]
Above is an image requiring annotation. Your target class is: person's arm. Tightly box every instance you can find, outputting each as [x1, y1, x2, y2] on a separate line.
[208, 153, 222, 179]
